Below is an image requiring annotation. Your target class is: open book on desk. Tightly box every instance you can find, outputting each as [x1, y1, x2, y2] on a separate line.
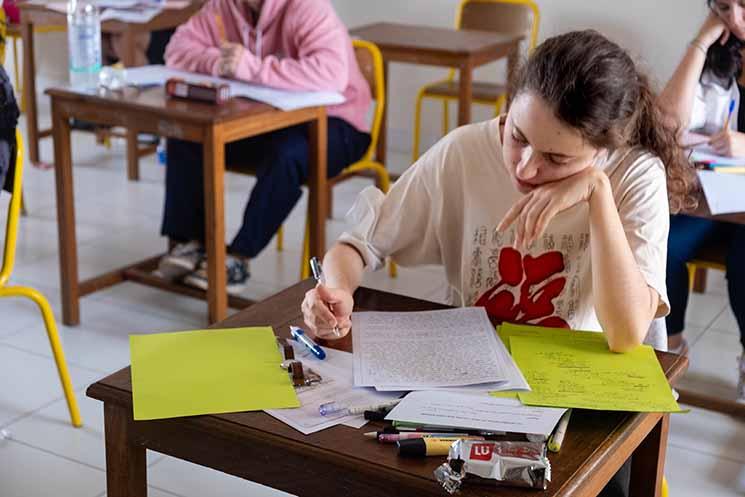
[124, 65, 346, 111]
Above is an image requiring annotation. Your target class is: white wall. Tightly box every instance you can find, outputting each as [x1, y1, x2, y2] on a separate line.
[331, 0, 710, 154]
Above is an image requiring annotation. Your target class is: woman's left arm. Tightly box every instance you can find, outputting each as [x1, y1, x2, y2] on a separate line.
[587, 172, 660, 352]
[499, 166, 667, 352]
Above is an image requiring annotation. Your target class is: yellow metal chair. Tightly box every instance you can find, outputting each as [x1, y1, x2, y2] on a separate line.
[411, 0, 540, 162]
[686, 242, 727, 293]
[6, 23, 67, 114]
[0, 130, 82, 427]
[277, 40, 395, 280]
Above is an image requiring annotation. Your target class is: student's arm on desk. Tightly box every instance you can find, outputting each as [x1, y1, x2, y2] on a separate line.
[163, 6, 222, 76]
[232, 2, 349, 92]
[659, 12, 728, 130]
[302, 243, 362, 339]
[302, 151, 446, 338]
[589, 172, 662, 352]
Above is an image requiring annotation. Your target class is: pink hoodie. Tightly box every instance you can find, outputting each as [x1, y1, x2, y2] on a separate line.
[165, 0, 371, 133]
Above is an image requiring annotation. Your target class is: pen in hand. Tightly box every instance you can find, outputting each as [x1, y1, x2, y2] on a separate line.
[310, 256, 342, 338]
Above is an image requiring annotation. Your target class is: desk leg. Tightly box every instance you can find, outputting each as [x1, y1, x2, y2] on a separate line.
[307, 109, 328, 261]
[376, 60, 389, 165]
[120, 30, 141, 182]
[104, 403, 147, 497]
[21, 21, 40, 165]
[506, 44, 519, 108]
[629, 414, 669, 497]
[52, 102, 80, 326]
[203, 127, 227, 324]
[126, 127, 140, 181]
[457, 61, 473, 126]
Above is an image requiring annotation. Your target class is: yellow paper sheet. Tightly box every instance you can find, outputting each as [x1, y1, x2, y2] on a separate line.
[131, 327, 299, 420]
[497, 322, 607, 353]
[510, 335, 683, 413]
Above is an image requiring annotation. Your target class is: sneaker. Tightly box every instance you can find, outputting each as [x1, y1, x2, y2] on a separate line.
[183, 255, 250, 294]
[737, 355, 745, 404]
[158, 241, 205, 281]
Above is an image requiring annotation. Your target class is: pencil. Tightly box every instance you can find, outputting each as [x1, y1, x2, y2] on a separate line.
[215, 14, 227, 44]
[723, 99, 736, 131]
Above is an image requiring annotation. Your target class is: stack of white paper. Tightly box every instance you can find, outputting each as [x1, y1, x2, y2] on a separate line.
[264, 343, 400, 435]
[385, 390, 566, 438]
[123, 65, 346, 111]
[352, 308, 529, 393]
[697, 170, 745, 215]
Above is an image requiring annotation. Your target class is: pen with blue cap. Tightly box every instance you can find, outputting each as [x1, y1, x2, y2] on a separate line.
[724, 98, 736, 130]
[289, 326, 326, 360]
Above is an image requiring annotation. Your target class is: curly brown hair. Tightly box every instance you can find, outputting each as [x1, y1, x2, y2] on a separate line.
[510, 30, 698, 213]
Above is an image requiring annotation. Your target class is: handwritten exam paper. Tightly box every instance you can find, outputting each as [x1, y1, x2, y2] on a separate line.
[510, 335, 683, 413]
[124, 65, 346, 111]
[130, 327, 299, 420]
[385, 391, 567, 438]
[352, 308, 514, 389]
[265, 343, 400, 435]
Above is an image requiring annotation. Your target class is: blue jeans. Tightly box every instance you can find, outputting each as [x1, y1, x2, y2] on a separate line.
[666, 214, 745, 347]
[161, 117, 370, 258]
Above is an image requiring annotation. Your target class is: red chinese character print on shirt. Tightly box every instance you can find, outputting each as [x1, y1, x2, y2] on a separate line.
[475, 247, 570, 328]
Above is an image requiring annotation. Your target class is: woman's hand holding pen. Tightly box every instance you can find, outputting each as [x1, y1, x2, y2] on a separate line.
[217, 42, 244, 78]
[302, 284, 353, 340]
[695, 10, 730, 49]
[497, 168, 609, 249]
[708, 129, 745, 157]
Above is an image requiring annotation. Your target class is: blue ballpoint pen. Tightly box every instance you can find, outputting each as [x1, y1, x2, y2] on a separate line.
[290, 326, 326, 360]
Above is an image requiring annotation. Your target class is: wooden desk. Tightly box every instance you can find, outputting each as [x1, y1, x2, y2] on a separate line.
[19, 1, 203, 178]
[678, 190, 745, 418]
[48, 86, 328, 326]
[87, 281, 687, 497]
[350, 22, 522, 165]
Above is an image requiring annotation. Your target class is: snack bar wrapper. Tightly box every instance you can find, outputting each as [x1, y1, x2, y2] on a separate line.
[434, 440, 550, 493]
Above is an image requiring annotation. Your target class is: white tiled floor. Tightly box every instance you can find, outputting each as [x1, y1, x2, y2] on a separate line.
[1, 91, 743, 497]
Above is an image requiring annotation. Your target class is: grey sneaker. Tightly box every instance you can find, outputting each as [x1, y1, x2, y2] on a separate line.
[158, 241, 205, 281]
[737, 355, 745, 404]
[183, 255, 250, 294]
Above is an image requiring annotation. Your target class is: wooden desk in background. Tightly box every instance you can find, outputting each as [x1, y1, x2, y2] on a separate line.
[47, 86, 328, 326]
[678, 190, 745, 418]
[19, 1, 203, 178]
[87, 281, 687, 497]
[350, 22, 522, 167]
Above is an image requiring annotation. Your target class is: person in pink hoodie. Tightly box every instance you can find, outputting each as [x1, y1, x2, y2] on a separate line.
[158, 0, 372, 293]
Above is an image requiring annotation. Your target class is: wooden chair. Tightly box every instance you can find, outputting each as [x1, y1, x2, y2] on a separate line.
[0, 130, 82, 427]
[258, 40, 395, 279]
[411, 0, 540, 162]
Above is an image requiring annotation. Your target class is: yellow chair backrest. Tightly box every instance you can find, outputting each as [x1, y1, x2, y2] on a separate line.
[0, 129, 23, 287]
[352, 39, 384, 164]
[455, 0, 540, 51]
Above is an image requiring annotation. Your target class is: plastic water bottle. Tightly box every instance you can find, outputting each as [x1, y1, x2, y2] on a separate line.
[67, 0, 102, 90]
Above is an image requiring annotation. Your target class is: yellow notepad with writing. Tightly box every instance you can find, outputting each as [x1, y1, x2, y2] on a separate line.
[510, 335, 683, 413]
[130, 327, 299, 420]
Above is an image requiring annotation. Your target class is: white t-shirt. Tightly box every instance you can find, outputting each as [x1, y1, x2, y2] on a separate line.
[339, 118, 671, 348]
[689, 71, 740, 134]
